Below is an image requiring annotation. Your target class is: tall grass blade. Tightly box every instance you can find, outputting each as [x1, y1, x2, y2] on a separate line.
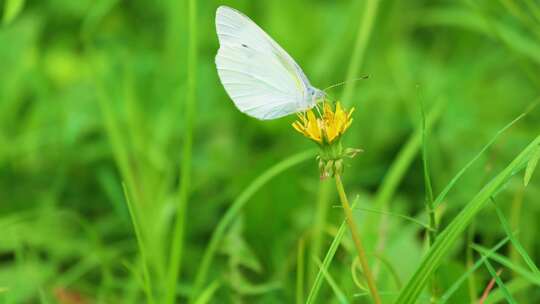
[190, 149, 316, 303]
[122, 184, 155, 304]
[167, 0, 197, 302]
[394, 135, 540, 304]
[418, 87, 437, 250]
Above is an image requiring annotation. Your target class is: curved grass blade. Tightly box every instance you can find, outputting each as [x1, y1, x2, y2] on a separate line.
[167, 0, 198, 302]
[190, 149, 317, 303]
[394, 135, 540, 304]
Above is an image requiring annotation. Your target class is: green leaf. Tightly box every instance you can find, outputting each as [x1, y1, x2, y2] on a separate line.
[394, 135, 540, 304]
[2, 0, 25, 25]
[524, 144, 540, 186]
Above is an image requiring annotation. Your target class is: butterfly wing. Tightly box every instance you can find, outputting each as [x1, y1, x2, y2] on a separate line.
[215, 6, 315, 120]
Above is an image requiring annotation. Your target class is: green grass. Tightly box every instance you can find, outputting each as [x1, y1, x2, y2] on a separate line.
[1, 0, 540, 303]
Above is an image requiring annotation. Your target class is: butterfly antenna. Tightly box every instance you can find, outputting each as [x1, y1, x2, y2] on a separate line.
[322, 75, 370, 93]
[324, 92, 337, 103]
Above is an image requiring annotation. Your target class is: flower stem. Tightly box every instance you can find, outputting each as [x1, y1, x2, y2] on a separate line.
[334, 174, 381, 304]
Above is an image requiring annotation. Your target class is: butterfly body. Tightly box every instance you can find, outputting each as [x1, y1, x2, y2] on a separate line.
[215, 6, 323, 120]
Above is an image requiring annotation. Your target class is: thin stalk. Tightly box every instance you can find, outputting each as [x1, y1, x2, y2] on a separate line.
[419, 93, 438, 302]
[334, 174, 381, 304]
[167, 0, 197, 302]
[122, 184, 155, 304]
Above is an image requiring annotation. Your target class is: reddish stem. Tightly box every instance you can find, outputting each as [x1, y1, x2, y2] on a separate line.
[478, 269, 503, 304]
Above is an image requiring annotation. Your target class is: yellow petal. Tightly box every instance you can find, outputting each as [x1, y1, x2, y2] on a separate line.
[306, 110, 322, 142]
[292, 122, 305, 134]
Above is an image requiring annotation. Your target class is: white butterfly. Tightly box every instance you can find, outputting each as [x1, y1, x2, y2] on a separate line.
[215, 6, 324, 120]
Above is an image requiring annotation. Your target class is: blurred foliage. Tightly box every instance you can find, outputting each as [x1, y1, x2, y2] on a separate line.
[0, 0, 539, 303]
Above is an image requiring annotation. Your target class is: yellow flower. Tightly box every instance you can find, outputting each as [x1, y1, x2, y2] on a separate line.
[292, 101, 354, 145]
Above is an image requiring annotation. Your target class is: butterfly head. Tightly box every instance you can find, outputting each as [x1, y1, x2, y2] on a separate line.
[308, 87, 326, 105]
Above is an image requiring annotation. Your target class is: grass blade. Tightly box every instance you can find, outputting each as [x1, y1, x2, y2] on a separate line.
[483, 278, 531, 304]
[439, 236, 511, 303]
[524, 144, 540, 186]
[167, 0, 198, 302]
[433, 110, 529, 208]
[394, 135, 540, 304]
[482, 256, 517, 304]
[349, 206, 433, 231]
[122, 184, 155, 304]
[472, 245, 540, 286]
[418, 93, 437, 304]
[314, 258, 350, 304]
[190, 149, 316, 303]
[306, 196, 359, 304]
[491, 198, 540, 275]
[193, 281, 220, 304]
[341, 0, 380, 105]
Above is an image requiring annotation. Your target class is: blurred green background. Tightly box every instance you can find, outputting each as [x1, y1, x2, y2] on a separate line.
[1, 0, 539, 303]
